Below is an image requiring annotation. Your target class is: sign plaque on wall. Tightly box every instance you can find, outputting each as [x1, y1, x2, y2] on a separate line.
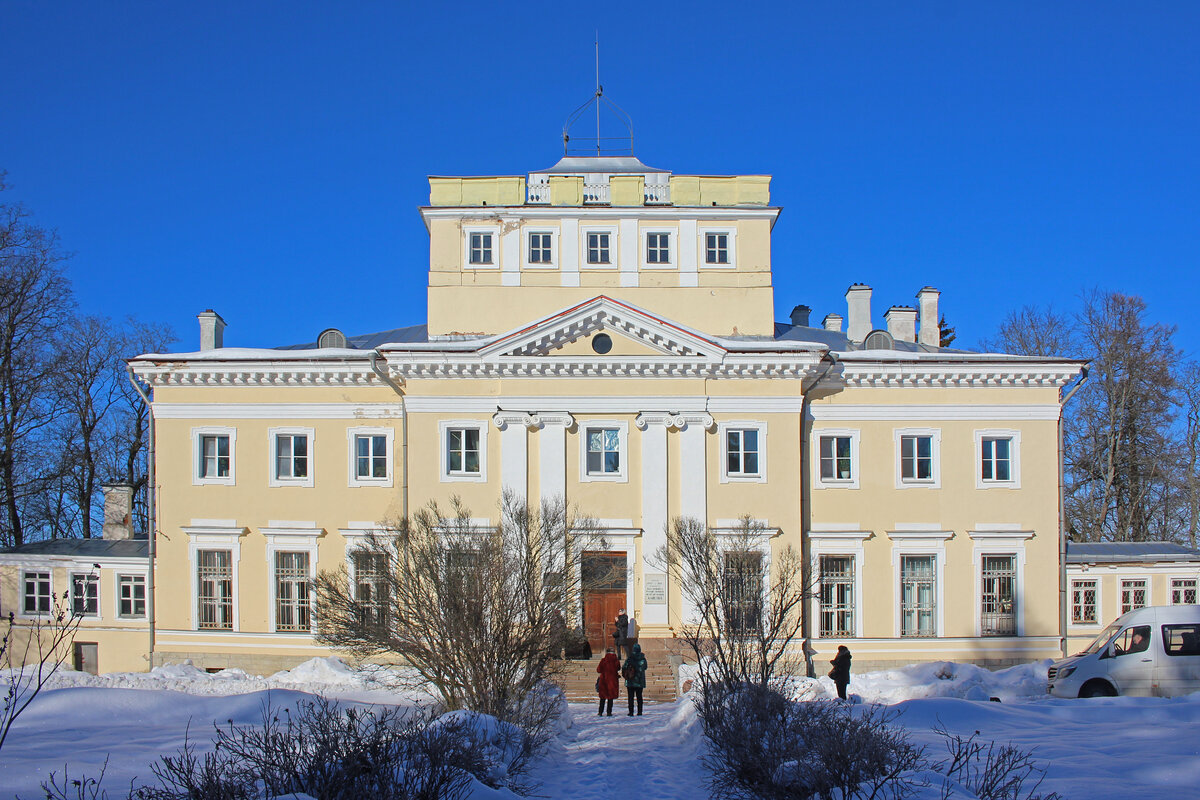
[644, 573, 668, 605]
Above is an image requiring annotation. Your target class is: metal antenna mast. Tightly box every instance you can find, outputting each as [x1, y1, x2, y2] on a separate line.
[595, 33, 601, 155]
[562, 34, 633, 156]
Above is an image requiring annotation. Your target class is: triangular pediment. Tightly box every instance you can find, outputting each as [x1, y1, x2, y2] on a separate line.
[477, 296, 725, 361]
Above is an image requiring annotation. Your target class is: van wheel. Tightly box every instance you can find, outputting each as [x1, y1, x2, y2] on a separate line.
[1079, 680, 1117, 698]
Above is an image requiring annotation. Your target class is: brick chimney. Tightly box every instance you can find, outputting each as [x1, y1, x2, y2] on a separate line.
[845, 285, 872, 343]
[917, 287, 940, 348]
[885, 306, 918, 343]
[198, 310, 226, 351]
[101, 483, 134, 541]
[789, 304, 811, 327]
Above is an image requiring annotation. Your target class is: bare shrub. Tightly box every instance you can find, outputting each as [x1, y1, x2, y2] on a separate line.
[702, 683, 927, 800]
[935, 725, 1063, 800]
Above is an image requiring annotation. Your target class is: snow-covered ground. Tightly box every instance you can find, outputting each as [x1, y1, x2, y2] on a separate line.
[3, 657, 1199, 799]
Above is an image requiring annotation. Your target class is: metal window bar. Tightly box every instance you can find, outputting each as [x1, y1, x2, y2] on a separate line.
[980, 555, 1017, 635]
[1072, 580, 1097, 623]
[1121, 579, 1147, 614]
[900, 556, 936, 637]
[723, 551, 763, 636]
[353, 552, 390, 628]
[1173, 579, 1198, 605]
[275, 551, 311, 632]
[819, 556, 855, 637]
[197, 550, 233, 630]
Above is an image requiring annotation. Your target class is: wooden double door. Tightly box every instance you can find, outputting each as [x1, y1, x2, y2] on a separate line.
[582, 551, 628, 653]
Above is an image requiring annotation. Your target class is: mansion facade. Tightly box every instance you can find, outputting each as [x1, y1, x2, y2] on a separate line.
[2, 155, 1092, 675]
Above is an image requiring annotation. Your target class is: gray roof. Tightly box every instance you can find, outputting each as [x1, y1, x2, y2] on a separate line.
[773, 322, 974, 354]
[534, 156, 669, 175]
[278, 324, 428, 351]
[0, 538, 149, 559]
[1066, 541, 1200, 564]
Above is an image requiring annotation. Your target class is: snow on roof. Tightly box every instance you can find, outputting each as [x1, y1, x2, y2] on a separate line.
[0, 538, 149, 558]
[1066, 541, 1200, 563]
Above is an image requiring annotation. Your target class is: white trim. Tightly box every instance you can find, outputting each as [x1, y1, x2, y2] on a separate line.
[191, 426, 236, 486]
[809, 404, 1061, 421]
[523, 227, 559, 270]
[18, 568, 54, 619]
[971, 541, 1028, 637]
[267, 427, 315, 488]
[968, 528, 1035, 540]
[421, 206, 781, 223]
[402, 396, 805, 414]
[261, 526, 323, 635]
[68, 570, 102, 621]
[1068, 576, 1104, 629]
[115, 572, 148, 620]
[438, 420, 489, 483]
[579, 420, 629, 483]
[697, 225, 737, 269]
[579, 224, 618, 270]
[678, 219, 698, 286]
[808, 530, 871, 639]
[183, 526, 246, 632]
[718, 420, 767, 483]
[813, 428, 860, 490]
[346, 426, 395, 488]
[155, 403, 402, 420]
[640, 228, 676, 270]
[619, 219, 639, 286]
[462, 224, 499, 269]
[975, 429, 1022, 490]
[891, 544, 947, 639]
[894, 428, 941, 489]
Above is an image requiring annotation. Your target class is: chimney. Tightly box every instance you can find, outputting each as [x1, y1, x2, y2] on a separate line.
[198, 310, 226, 351]
[101, 483, 134, 541]
[845, 284, 872, 343]
[917, 287, 940, 347]
[884, 305, 918, 343]
[823, 313, 843, 333]
[789, 304, 811, 327]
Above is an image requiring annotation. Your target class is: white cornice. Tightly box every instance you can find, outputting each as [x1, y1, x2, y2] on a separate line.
[833, 363, 1081, 389]
[635, 411, 714, 431]
[808, 404, 1062, 421]
[132, 362, 379, 388]
[153, 403, 403, 420]
[419, 206, 781, 223]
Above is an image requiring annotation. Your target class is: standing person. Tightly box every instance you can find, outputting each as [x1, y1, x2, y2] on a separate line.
[615, 609, 630, 659]
[596, 647, 621, 716]
[828, 645, 852, 700]
[623, 643, 648, 716]
[625, 613, 639, 652]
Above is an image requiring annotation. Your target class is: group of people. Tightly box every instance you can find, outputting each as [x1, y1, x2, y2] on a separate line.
[595, 609, 648, 716]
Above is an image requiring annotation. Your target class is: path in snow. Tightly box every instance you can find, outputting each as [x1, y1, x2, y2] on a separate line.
[529, 701, 708, 799]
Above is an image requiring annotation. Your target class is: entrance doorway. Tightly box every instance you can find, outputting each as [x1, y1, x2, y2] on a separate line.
[582, 551, 628, 653]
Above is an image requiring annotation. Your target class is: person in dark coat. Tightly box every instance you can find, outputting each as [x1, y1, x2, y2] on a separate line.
[623, 643, 648, 716]
[829, 645, 852, 700]
[614, 609, 630, 659]
[596, 647, 621, 716]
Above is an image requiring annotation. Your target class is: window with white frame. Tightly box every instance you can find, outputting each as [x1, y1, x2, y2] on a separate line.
[197, 549, 234, 630]
[900, 555, 937, 637]
[347, 427, 393, 487]
[446, 427, 481, 476]
[271, 430, 312, 485]
[896, 429, 940, 487]
[644, 231, 672, 266]
[23, 571, 51, 615]
[725, 428, 761, 478]
[821, 436, 852, 481]
[1121, 579, 1147, 614]
[274, 551, 312, 632]
[586, 427, 621, 476]
[977, 430, 1021, 488]
[527, 231, 554, 265]
[119, 575, 146, 618]
[468, 231, 494, 265]
[1172, 578, 1198, 605]
[71, 573, 98, 617]
[723, 551, 763, 635]
[1072, 579, 1098, 623]
[819, 555, 855, 637]
[704, 232, 730, 265]
[193, 427, 236, 485]
[980, 555, 1017, 636]
[586, 231, 611, 265]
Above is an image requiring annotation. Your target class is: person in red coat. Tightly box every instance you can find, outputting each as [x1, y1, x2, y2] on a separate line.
[596, 647, 621, 716]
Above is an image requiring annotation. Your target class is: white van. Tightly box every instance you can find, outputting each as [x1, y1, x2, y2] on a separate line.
[1048, 605, 1200, 698]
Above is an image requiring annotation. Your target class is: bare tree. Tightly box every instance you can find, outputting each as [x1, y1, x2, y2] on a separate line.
[659, 515, 812, 692]
[0, 173, 74, 547]
[315, 493, 598, 738]
[979, 304, 1077, 360]
[1178, 361, 1200, 549]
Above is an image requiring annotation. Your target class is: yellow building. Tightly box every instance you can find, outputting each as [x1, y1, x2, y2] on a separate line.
[2, 153, 1085, 676]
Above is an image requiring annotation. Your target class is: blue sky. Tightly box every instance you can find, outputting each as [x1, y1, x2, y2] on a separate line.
[3, 2, 1198, 355]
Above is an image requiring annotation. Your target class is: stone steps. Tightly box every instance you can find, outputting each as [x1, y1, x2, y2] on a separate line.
[555, 647, 677, 702]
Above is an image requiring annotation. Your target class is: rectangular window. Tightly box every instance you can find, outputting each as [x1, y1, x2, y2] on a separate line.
[980, 555, 1017, 636]
[1072, 579, 1097, 624]
[119, 575, 146, 618]
[819, 436, 853, 481]
[23, 571, 51, 615]
[981, 436, 1013, 482]
[900, 555, 936, 637]
[723, 551, 763, 635]
[646, 232, 670, 264]
[528, 232, 552, 264]
[355, 434, 388, 479]
[819, 555, 855, 637]
[275, 551, 312, 632]
[705, 232, 729, 264]
[1162, 623, 1200, 656]
[72, 573, 98, 617]
[200, 434, 230, 479]
[353, 551, 390, 629]
[900, 435, 934, 482]
[1172, 578, 1198, 605]
[197, 549, 234, 630]
[725, 429, 760, 477]
[1121, 579, 1147, 614]
[446, 428, 481, 475]
[586, 232, 611, 264]
[468, 232, 493, 265]
[275, 433, 309, 480]
[586, 428, 621, 475]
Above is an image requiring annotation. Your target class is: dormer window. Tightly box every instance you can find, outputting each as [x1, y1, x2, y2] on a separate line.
[469, 232, 493, 265]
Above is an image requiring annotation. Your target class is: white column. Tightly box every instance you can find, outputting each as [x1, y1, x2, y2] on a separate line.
[501, 219, 520, 287]
[493, 411, 531, 501]
[619, 219, 639, 287]
[635, 413, 671, 626]
[560, 218, 580, 287]
[679, 218, 698, 287]
[536, 412, 574, 505]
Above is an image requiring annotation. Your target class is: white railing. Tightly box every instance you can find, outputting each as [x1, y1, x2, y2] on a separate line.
[526, 180, 550, 204]
[583, 181, 610, 204]
[644, 182, 671, 205]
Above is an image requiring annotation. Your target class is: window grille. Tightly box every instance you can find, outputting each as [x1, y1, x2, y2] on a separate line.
[900, 555, 936, 637]
[980, 555, 1017, 635]
[723, 551, 763, 635]
[353, 552, 390, 628]
[1072, 579, 1097, 623]
[1121, 579, 1147, 614]
[1172, 578, 1198, 605]
[819, 555, 855, 637]
[197, 550, 233, 630]
[275, 551, 311, 632]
